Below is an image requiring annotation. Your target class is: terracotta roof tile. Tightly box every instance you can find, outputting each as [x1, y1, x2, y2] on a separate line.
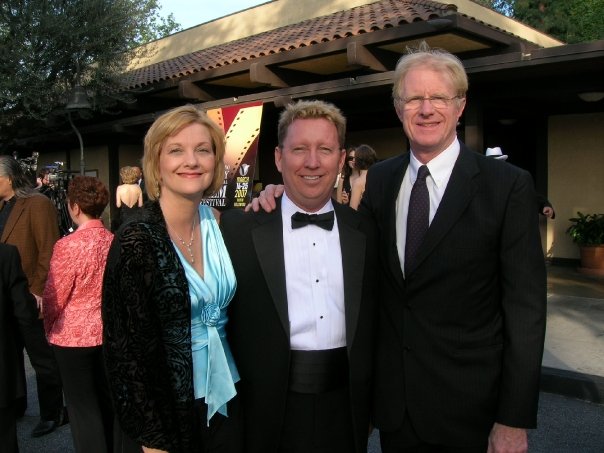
[122, 0, 456, 89]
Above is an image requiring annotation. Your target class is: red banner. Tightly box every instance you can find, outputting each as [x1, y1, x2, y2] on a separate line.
[203, 101, 263, 209]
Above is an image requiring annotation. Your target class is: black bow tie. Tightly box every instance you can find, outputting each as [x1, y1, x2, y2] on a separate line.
[291, 211, 335, 231]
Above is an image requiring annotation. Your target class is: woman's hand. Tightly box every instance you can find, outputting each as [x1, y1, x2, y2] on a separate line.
[341, 190, 349, 204]
[245, 184, 284, 212]
[143, 447, 168, 453]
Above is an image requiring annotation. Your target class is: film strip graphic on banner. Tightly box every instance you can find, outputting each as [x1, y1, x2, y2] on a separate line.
[204, 101, 263, 209]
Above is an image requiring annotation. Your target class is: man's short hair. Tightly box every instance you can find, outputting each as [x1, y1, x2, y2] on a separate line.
[392, 41, 468, 102]
[277, 100, 346, 148]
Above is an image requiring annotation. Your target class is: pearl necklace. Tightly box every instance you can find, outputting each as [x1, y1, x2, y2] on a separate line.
[168, 216, 197, 264]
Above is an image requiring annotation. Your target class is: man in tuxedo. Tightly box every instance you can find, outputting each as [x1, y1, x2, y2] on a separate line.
[0, 243, 40, 452]
[222, 100, 378, 453]
[363, 43, 546, 452]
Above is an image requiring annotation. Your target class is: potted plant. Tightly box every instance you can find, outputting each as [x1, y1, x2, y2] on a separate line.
[566, 212, 604, 276]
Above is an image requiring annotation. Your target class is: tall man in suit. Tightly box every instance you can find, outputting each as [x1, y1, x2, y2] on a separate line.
[0, 243, 41, 452]
[363, 44, 546, 452]
[222, 100, 378, 453]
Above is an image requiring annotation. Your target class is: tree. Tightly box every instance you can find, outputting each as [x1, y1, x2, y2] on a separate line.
[0, 0, 180, 144]
[473, 0, 604, 43]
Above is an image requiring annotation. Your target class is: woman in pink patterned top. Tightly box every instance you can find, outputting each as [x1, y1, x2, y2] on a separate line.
[43, 176, 114, 453]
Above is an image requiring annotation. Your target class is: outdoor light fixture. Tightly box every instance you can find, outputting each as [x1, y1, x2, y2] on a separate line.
[577, 92, 604, 103]
[65, 85, 92, 175]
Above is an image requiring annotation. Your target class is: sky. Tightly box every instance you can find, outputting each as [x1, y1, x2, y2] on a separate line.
[158, 0, 269, 31]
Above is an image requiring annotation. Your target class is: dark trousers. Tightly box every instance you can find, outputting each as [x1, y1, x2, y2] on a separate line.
[379, 412, 487, 453]
[196, 394, 243, 453]
[53, 345, 114, 453]
[0, 401, 18, 453]
[18, 318, 63, 420]
[113, 394, 242, 453]
[278, 386, 356, 453]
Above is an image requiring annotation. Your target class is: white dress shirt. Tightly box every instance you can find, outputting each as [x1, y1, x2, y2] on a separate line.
[281, 193, 346, 350]
[396, 139, 460, 277]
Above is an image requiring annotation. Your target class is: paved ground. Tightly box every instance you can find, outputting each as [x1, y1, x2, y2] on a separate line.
[16, 264, 604, 452]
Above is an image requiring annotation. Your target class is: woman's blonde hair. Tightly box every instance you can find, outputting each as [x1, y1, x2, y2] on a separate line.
[119, 166, 139, 184]
[142, 105, 226, 201]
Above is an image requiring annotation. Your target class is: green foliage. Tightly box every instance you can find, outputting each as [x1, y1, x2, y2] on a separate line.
[472, 0, 604, 43]
[566, 212, 604, 246]
[0, 0, 180, 144]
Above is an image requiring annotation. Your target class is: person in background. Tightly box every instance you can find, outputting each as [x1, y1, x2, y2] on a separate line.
[486, 146, 556, 219]
[348, 144, 377, 210]
[0, 243, 40, 452]
[43, 176, 114, 453]
[36, 169, 53, 198]
[336, 146, 361, 205]
[115, 165, 144, 229]
[222, 100, 378, 453]
[0, 155, 65, 437]
[133, 165, 148, 202]
[102, 105, 241, 453]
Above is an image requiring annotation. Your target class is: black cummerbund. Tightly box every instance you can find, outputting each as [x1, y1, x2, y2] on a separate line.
[288, 347, 349, 394]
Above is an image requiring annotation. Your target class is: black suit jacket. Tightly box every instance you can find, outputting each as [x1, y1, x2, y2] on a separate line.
[0, 243, 39, 407]
[222, 200, 379, 453]
[362, 145, 546, 446]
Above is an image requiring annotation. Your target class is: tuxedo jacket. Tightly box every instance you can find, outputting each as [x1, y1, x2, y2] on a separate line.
[362, 145, 546, 446]
[1, 194, 59, 296]
[0, 243, 39, 407]
[221, 200, 379, 453]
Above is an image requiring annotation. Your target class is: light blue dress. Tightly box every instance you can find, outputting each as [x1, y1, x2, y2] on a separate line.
[172, 204, 239, 423]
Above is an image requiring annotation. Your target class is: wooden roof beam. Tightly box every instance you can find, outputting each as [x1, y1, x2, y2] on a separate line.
[250, 63, 289, 88]
[178, 80, 215, 101]
[347, 41, 390, 71]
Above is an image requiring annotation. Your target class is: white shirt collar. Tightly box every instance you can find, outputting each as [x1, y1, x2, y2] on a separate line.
[281, 192, 335, 229]
[409, 138, 460, 188]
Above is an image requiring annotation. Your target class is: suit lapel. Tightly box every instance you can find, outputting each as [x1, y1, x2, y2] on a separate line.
[411, 147, 480, 272]
[384, 154, 408, 289]
[334, 204, 365, 350]
[251, 203, 290, 338]
[0, 198, 25, 243]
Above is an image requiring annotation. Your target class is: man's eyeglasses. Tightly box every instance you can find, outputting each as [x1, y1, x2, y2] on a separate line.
[396, 95, 462, 110]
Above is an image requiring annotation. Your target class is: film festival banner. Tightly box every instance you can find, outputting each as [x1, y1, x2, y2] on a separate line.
[203, 101, 263, 210]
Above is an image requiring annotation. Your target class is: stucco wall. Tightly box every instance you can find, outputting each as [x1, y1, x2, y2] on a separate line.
[548, 112, 604, 259]
[119, 145, 144, 172]
[68, 145, 112, 226]
[347, 127, 407, 160]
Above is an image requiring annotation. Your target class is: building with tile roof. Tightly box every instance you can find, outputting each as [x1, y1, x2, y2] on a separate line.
[16, 0, 604, 261]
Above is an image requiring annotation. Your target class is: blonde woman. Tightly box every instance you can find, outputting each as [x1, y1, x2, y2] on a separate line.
[115, 165, 143, 228]
[102, 105, 240, 453]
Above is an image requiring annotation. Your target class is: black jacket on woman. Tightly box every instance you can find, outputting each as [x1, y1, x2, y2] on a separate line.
[102, 201, 198, 453]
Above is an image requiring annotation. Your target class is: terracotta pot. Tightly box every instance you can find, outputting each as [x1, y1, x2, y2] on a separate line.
[578, 245, 604, 277]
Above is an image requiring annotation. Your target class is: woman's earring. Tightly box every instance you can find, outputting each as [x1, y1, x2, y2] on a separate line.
[155, 182, 161, 199]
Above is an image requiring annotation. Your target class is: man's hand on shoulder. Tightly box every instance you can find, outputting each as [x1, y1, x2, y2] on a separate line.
[487, 423, 527, 453]
[245, 184, 284, 212]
